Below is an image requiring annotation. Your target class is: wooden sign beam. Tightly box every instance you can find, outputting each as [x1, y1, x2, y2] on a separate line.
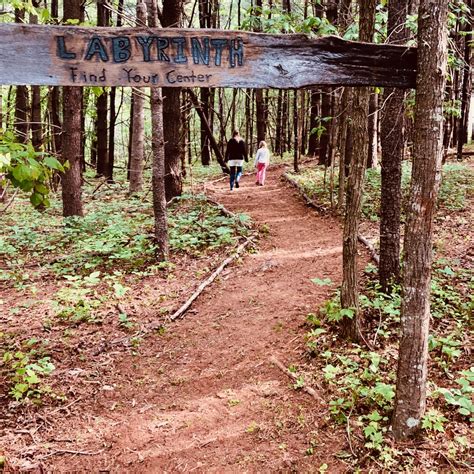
[0, 24, 417, 89]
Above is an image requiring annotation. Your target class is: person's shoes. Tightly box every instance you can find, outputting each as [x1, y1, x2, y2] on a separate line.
[235, 181, 239, 188]
[255, 182, 259, 185]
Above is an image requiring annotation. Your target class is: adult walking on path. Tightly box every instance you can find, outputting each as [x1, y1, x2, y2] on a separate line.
[225, 130, 248, 191]
[254, 140, 270, 186]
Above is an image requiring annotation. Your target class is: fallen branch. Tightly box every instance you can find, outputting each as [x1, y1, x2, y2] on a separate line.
[270, 355, 323, 403]
[0, 188, 18, 214]
[41, 448, 105, 459]
[282, 173, 328, 213]
[357, 234, 380, 265]
[168, 237, 254, 321]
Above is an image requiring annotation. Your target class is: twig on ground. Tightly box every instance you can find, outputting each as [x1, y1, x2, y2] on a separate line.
[204, 196, 252, 228]
[41, 448, 105, 458]
[373, 309, 384, 346]
[50, 397, 82, 415]
[0, 188, 19, 214]
[269, 355, 323, 403]
[357, 234, 380, 265]
[92, 178, 111, 196]
[168, 237, 254, 321]
[345, 406, 357, 458]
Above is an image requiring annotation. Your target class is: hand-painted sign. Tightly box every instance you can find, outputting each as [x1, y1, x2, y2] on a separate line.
[0, 24, 417, 88]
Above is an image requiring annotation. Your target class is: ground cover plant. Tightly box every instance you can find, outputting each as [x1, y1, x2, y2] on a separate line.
[301, 257, 473, 470]
[287, 158, 474, 471]
[287, 160, 474, 221]
[0, 172, 251, 410]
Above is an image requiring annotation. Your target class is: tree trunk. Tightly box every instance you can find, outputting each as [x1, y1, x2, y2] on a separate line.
[337, 87, 350, 211]
[14, 9, 29, 144]
[149, 0, 169, 261]
[340, 0, 376, 341]
[198, 0, 212, 166]
[379, 0, 409, 292]
[107, 0, 123, 183]
[293, 89, 299, 172]
[30, 2, 42, 151]
[392, 0, 448, 440]
[366, 92, 377, 168]
[308, 90, 320, 156]
[129, 1, 147, 194]
[275, 90, 283, 155]
[318, 89, 331, 165]
[61, 0, 84, 217]
[456, 2, 472, 161]
[96, 0, 109, 177]
[162, 0, 184, 201]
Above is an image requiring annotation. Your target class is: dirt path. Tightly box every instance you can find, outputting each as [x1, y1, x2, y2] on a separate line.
[38, 166, 346, 472]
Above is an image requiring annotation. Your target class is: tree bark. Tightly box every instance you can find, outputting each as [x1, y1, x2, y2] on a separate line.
[379, 0, 409, 292]
[30, 2, 42, 151]
[318, 89, 331, 165]
[161, 0, 184, 200]
[392, 0, 448, 440]
[61, 0, 84, 217]
[293, 89, 299, 172]
[308, 90, 320, 157]
[95, 0, 109, 177]
[14, 8, 29, 144]
[456, 2, 472, 161]
[129, 1, 147, 193]
[366, 92, 377, 168]
[340, 0, 376, 341]
[149, 0, 169, 261]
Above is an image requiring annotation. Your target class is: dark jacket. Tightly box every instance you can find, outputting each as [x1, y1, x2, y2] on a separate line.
[225, 138, 248, 162]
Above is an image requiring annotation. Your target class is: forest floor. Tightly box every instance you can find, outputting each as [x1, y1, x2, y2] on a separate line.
[1, 164, 351, 471]
[1, 160, 472, 472]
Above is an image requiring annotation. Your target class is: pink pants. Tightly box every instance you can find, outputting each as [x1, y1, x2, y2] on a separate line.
[256, 162, 267, 185]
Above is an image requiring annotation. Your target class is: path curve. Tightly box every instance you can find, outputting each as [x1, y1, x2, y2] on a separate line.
[50, 165, 346, 472]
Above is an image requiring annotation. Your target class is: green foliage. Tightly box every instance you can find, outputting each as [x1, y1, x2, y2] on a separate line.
[310, 277, 333, 286]
[422, 409, 448, 432]
[0, 192, 249, 280]
[168, 195, 250, 255]
[435, 368, 474, 420]
[289, 161, 473, 220]
[1, 337, 55, 403]
[241, 7, 337, 35]
[0, 132, 66, 208]
[304, 255, 472, 462]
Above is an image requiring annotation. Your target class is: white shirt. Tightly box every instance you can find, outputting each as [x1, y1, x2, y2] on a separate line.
[254, 148, 270, 166]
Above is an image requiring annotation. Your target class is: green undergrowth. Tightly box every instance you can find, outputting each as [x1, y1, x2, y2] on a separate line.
[0, 181, 250, 281]
[287, 160, 474, 221]
[0, 176, 251, 404]
[301, 260, 473, 470]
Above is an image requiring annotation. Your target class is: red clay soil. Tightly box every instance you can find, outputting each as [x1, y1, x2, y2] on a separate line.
[4, 166, 351, 472]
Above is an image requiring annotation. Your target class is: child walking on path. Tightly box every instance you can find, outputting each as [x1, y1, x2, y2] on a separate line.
[254, 141, 270, 186]
[225, 130, 248, 191]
